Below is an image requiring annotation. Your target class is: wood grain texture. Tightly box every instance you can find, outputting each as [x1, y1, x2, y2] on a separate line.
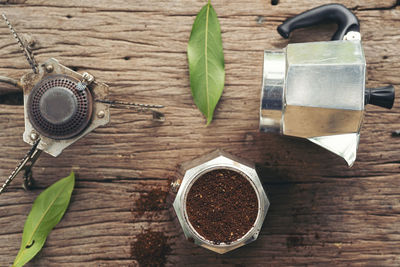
[0, 0, 399, 266]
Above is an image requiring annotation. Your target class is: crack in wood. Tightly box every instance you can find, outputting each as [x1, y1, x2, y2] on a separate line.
[0, 0, 27, 4]
[353, 1, 400, 11]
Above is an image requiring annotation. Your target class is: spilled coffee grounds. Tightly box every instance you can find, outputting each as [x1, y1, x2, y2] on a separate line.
[131, 230, 171, 267]
[134, 189, 168, 215]
[186, 169, 258, 244]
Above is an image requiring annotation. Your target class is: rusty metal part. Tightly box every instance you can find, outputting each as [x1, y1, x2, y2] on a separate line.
[27, 74, 93, 140]
[2, 13, 38, 73]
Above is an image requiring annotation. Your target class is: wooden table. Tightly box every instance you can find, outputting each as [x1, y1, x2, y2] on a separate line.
[0, 0, 399, 266]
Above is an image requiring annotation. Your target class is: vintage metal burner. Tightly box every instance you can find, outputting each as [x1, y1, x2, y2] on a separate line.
[0, 14, 165, 194]
[260, 4, 395, 166]
[18, 59, 111, 157]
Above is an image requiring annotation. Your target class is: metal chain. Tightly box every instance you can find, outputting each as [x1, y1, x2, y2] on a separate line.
[2, 13, 38, 74]
[0, 139, 41, 195]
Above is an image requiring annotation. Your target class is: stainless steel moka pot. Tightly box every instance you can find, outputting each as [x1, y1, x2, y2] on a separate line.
[260, 4, 395, 166]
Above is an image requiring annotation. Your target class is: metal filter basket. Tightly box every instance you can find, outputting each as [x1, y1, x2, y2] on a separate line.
[171, 150, 270, 254]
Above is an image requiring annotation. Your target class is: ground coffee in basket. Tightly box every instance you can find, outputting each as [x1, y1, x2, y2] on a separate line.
[186, 169, 258, 244]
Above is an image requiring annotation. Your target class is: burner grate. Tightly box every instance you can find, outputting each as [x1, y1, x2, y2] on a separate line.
[28, 75, 93, 140]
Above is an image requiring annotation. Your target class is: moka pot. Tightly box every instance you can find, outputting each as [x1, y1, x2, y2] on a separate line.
[260, 4, 395, 166]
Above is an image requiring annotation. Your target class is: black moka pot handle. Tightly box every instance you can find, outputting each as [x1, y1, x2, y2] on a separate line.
[277, 4, 360, 41]
[365, 86, 395, 109]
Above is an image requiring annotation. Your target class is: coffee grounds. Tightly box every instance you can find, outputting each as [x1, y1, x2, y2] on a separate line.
[134, 189, 168, 215]
[186, 169, 258, 244]
[131, 230, 171, 267]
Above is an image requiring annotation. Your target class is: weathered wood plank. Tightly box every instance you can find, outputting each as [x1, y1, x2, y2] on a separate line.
[0, 0, 399, 266]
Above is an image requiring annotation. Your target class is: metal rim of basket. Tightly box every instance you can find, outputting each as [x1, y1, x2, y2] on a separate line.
[181, 164, 264, 248]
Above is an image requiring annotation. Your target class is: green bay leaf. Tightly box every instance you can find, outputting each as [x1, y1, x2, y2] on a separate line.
[13, 172, 75, 267]
[188, 1, 225, 125]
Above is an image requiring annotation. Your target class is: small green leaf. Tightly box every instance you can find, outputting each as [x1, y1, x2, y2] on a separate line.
[13, 172, 75, 267]
[188, 1, 225, 125]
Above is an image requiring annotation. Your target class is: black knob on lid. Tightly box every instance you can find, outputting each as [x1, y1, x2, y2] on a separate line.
[365, 85, 395, 109]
